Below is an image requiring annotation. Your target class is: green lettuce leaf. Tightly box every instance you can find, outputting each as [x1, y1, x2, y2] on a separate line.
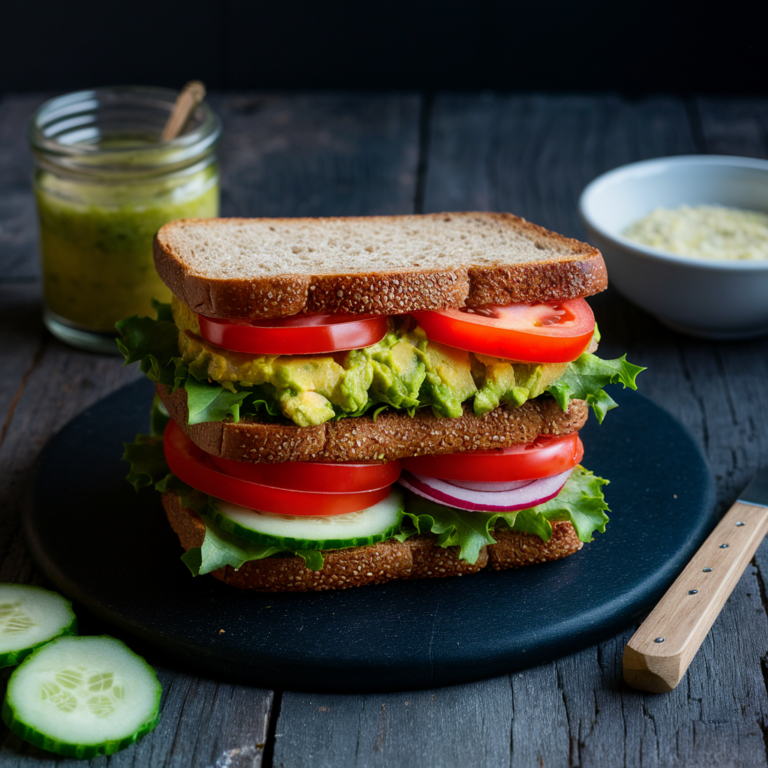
[397, 467, 609, 563]
[182, 516, 285, 576]
[122, 435, 168, 491]
[151, 299, 174, 324]
[122, 431, 201, 509]
[182, 516, 326, 575]
[504, 468, 609, 543]
[371, 404, 390, 421]
[115, 301, 178, 365]
[153, 472, 206, 513]
[394, 496, 498, 564]
[116, 301, 187, 390]
[122, 396, 175, 490]
[150, 394, 171, 437]
[185, 376, 251, 425]
[118, 302, 283, 423]
[243, 385, 282, 418]
[547, 353, 645, 423]
[296, 549, 325, 570]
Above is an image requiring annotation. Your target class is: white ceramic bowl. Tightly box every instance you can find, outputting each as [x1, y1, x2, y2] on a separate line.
[579, 155, 768, 339]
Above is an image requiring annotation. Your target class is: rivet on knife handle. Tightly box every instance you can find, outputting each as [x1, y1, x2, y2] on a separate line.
[623, 500, 768, 693]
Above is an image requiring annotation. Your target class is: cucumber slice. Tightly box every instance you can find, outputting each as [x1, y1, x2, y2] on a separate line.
[208, 487, 404, 550]
[0, 584, 77, 668]
[2, 635, 161, 758]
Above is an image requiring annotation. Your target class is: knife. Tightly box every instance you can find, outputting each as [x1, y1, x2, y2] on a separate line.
[623, 468, 768, 693]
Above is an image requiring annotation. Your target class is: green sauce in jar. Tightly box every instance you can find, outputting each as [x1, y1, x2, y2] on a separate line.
[29, 88, 222, 352]
[36, 163, 218, 330]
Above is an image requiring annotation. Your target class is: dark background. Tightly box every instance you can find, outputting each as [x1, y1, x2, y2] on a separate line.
[4, 0, 768, 94]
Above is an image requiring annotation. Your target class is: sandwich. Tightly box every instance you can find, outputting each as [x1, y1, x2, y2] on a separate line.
[118, 212, 642, 592]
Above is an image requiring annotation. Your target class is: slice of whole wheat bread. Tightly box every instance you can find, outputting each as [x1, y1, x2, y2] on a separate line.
[157, 383, 589, 463]
[154, 213, 607, 319]
[163, 492, 583, 592]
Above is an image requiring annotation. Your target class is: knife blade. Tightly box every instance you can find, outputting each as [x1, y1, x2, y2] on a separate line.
[738, 471, 768, 509]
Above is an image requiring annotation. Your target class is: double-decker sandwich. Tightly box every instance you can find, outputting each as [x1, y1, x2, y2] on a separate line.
[119, 212, 642, 592]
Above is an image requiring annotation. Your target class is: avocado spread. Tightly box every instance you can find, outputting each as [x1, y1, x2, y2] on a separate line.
[171, 298, 572, 427]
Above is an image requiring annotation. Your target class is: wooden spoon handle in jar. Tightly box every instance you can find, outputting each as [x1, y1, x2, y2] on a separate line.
[623, 500, 768, 693]
[162, 81, 206, 141]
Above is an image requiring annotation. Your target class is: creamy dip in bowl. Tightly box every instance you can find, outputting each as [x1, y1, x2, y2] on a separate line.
[624, 204, 768, 261]
[579, 155, 768, 339]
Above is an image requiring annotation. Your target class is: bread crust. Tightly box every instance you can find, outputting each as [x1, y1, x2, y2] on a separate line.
[157, 383, 589, 463]
[162, 493, 583, 592]
[154, 213, 607, 319]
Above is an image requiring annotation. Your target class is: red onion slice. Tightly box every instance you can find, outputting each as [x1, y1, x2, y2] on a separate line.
[398, 468, 573, 512]
[445, 478, 535, 493]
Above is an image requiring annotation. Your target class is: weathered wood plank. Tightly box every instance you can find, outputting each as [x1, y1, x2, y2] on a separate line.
[0, 321, 274, 766]
[695, 97, 768, 159]
[0, 90, 424, 767]
[561, 97, 768, 768]
[269, 93, 768, 768]
[508, 664, 569, 767]
[105, 670, 273, 768]
[0, 668, 273, 767]
[0, 284, 44, 435]
[0, 95, 43, 280]
[273, 678, 513, 768]
[228, 89, 450, 768]
[556, 562, 768, 768]
[423, 93, 696, 240]
[695, 95, 768, 768]
[3, 91, 768, 767]
[209, 92, 420, 218]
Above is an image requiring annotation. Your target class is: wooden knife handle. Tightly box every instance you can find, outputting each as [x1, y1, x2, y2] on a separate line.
[623, 501, 768, 693]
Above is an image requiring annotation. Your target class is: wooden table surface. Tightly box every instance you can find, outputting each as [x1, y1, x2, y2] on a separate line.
[1, 92, 767, 768]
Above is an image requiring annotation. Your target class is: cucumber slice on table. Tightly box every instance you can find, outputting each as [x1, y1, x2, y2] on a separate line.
[0, 584, 77, 668]
[2, 635, 161, 758]
[209, 487, 404, 550]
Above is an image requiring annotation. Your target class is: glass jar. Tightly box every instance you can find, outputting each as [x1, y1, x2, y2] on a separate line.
[29, 86, 221, 353]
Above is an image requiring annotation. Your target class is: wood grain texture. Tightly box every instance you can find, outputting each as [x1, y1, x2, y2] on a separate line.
[0, 668, 273, 767]
[0, 285, 44, 436]
[3, 92, 768, 767]
[423, 93, 696, 240]
[694, 97, 768, 159]
[270, 93, 768, 768]
[272, 679, 513, 768]
[625, 502, 768, 692]
[0, 90, 423, 766]
[0, 275, 274, 766]
[0, 95, 43, 280]
[208, 92, 420, 219]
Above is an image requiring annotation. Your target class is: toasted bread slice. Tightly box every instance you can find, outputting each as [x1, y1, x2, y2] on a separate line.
[154, 212, 607, 319]
[157, 383, 589, 463]
[162, 492, 583, 592]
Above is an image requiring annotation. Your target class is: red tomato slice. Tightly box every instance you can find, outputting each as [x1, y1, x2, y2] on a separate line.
[412, 299, 595, 363]
[400, 433, 584, 482]
[163, 420, 397, 516]
[197, 312, 388, 355]
[207, 453, 400, 493]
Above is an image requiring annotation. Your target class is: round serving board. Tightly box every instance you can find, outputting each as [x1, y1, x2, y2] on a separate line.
[27, 379, 714, 692]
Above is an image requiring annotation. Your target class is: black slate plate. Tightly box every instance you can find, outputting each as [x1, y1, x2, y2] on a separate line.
[26, 379, 715, 692]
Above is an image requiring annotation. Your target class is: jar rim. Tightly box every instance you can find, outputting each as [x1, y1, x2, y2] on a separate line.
[28, 86, 221, 174]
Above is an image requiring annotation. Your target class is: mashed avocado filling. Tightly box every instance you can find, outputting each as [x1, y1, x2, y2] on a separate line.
[123, 402, 610, 573]
[116, 300, 643, 428]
